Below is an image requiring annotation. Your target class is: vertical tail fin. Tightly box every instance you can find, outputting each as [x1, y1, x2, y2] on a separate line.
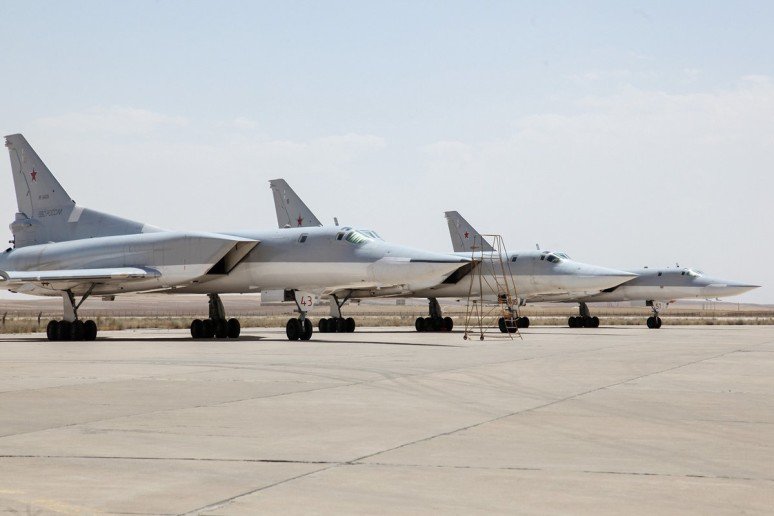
[444, 211, 494, 253]
[5, 134, 156, 248]
[269, 179, 323, 228]
[6, 134, 74, 218]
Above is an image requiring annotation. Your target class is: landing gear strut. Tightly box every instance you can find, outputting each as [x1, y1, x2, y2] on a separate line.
[318, 293, 356, 333]
[415, 298, 454, 332]
[646, 300, 663, 329]
[568, 302, 600, 328]
[286, 292, 313, 341]
[46, 289, 99, 341]
[190, 294, 241, 339]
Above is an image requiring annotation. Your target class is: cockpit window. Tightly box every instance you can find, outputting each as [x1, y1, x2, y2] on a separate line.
[359, 229, 382, 240]
[555, 252, 570, 259]
[345, 230, 373, 245]
[546, 254, 562, 264]
[686, 269, 702, 278]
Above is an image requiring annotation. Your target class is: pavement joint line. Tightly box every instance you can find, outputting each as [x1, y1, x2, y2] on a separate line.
[346, 346, 756, 465]
[175, 345, 770, 514]
[349, 461, 774, 482]
[0, 342, 624, 440]
[179, 464, 337, 516]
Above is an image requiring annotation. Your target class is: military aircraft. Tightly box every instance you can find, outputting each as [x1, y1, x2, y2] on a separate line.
[0, 134, 471, 341]
[446, 212, 760, 329]
[268, 179, 637, 332]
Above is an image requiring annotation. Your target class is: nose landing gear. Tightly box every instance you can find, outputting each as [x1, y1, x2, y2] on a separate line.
[646, 301, 663, 329]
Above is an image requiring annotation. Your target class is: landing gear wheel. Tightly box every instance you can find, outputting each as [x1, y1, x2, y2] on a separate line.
[319, 319, 329, 333]
[286, 318, 301, 340]
[191, 319, 203, 339]
[58, 321, 72, 341]
[443, 316, 454, 331]
[345, 317, 356, 333]
[498, 317, 506, 333]
[202, 319, 215, 338]
[227, 318, 241, 338]
[300, 319, 313, 341]
[655, 316, 662, 329]
[591, 316, 600, 328]
[335, 317, 346, 333]
[84, 320, 98, 341]
[568, 316, 577, 328]
[71, 320, 85, 341]
[505, 318, 518, 333]
[46, 320, 58, 341]
[519, 317, 530, 329]
[646, 316, 655, 329]
[415, 317, 424, 332]
[214, 319, 228, 339]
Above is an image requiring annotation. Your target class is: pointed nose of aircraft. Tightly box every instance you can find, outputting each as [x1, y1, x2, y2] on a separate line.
[701, 280, 760, 298]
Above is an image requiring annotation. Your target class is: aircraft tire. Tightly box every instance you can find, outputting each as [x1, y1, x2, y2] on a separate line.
[568, 316, 576, 328]
[190, 319, 203, 338]
[214, 319, 228, 339]
[318, 319, 328, 333]
[58, 321, 72, 341]
[443, 316, 454, 331]
[519, 317, 530, 329]
[498, 317, 506, 333]
[591, 316, 600, 328]
[431, 317, 442, 331]
[227, 318, 241, 338]
[202, 319, 215, 338]
[415, 317, 424, 332]
[71, 320, 85, 341]
[335, 317, 346, 333]
[345, 317, 356, 332]
[646, 316, 655, 329]
[84, 320, 98, 341]
[46, 320, 58, 341]
[286, 318, 301, 340]
[300, 319, 313, 340]
[655, 317, 662, 329]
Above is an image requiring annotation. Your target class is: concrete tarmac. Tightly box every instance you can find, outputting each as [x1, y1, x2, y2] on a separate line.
[0, 326, 772, 515]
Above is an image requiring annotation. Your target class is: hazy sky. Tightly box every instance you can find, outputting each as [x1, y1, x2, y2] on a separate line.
[1, 1, 772, 302]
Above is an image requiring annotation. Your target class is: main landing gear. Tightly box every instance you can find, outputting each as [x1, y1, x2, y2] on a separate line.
[286, 292, 313, 341]
[415, 298, 454, 332]
[498, 316, 530, 332]
[318, 293, 356, 333]
[190, 294, 241, 339]
[568, 302, 600, 328]
[646, 300, 663, 329]
[47, 289, 98, 341]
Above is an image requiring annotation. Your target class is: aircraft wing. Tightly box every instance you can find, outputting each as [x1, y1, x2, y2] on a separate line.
[0, 267, 160, 292]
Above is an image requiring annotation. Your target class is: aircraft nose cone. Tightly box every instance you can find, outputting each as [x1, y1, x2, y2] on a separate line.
[703, 281, 760, 298]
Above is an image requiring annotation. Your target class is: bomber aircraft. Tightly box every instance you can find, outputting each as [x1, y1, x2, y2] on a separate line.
[269, 179, 637, 332]
[0, 134, 471, 341]
[446, 212, 760, 329]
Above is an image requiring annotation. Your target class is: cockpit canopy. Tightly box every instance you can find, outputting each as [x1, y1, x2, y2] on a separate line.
[339, 227, 382, 245]
[682, 268, 703, 278]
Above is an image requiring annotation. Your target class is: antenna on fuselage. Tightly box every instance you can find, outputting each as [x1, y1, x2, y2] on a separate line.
[535, 243, 540, 251]
[334, 217, 339, 226]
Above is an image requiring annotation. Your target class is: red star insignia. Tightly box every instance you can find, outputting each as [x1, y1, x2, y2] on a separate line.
[464, 231, 469, 238]
[30, 169, 37, 182]
[297, 216, 303, 226]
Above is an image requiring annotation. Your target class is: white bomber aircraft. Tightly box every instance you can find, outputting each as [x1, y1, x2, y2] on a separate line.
[269, 179, 638, 332]
[446, 211, 760, 329]
[0, 134, 471, 341]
